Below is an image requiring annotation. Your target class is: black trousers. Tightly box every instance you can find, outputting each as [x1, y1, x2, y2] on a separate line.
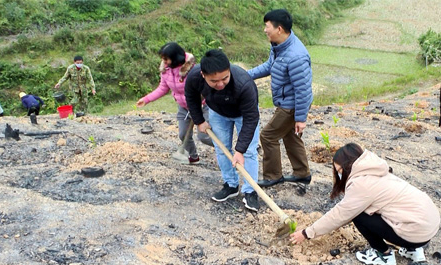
[27, 106, 40, 116]
[353, 212, 429, 253]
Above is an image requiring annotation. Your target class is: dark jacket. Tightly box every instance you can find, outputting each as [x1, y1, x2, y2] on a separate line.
[248, 31, 313, 122]
[21, 95, 44, 109]
[185, 64, 259, 153]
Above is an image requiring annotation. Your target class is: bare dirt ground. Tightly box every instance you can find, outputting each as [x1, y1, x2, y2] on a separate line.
[1, 82, 440, 265]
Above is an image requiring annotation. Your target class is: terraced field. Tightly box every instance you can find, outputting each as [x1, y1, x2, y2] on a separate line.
[310, 0, 441, 104]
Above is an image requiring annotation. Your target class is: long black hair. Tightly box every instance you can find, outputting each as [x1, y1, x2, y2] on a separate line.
[330, 143, 364, 199]
[158, 42, 186, 68]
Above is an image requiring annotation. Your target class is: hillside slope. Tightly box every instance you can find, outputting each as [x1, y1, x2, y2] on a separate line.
[0, 0, 361, 115]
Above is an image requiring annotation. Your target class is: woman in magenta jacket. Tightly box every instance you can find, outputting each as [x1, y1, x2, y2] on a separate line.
[136, 42, 213, 164]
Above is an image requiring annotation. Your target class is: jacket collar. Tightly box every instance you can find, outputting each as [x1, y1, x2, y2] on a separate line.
[271, 30, 295, 52]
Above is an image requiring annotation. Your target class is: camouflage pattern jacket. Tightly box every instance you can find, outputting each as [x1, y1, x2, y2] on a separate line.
[57, 64, 95, 93]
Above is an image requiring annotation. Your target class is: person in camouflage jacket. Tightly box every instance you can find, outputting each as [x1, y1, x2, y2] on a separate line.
[54, 55, 95, 113]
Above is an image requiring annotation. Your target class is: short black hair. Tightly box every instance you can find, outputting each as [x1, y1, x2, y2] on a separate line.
[73, 55, 83, 61]
[200, 49, 230, 75]
[158, 42, 186, 68]
[264, 9, 292, 33]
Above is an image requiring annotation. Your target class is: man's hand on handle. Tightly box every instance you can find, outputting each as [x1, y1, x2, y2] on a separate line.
[197, 121, 211, 134]
[232, 151, 244, 167]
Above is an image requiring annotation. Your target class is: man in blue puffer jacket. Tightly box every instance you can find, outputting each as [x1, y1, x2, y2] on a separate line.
[248, 9, 313, 188]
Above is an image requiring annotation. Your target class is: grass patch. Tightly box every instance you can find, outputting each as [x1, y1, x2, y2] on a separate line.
[98, 95, 177, 116]
[97, 100, 137, 116]
[258, 88, 274, 109]
[312, 64, 398, 93]
[313, 65, 441, 105]
[309, 44, 436, 105]
[309, 45, 422, 75]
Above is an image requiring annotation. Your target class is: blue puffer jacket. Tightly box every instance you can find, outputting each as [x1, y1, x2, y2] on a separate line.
[248, 31, 313, 122]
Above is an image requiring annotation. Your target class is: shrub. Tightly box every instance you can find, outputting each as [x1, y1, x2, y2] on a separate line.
[66, 0, 102, 13]
[16, 35, 32, 53]
[88, 96, 104, 113]
[53, 28, 75, 47]
[0, 62, 31, 89]
[418, 29, 441, 64]
[3, 2, 26, 34]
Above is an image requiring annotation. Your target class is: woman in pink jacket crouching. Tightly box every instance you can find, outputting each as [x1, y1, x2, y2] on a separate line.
[137, 42, 213, 164]
[290, 143, 440, 265]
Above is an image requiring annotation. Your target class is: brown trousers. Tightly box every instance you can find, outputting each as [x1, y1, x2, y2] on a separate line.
[261, 107, 310, 180]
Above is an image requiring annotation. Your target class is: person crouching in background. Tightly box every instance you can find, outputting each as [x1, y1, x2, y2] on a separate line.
[20, 92, 44, 116]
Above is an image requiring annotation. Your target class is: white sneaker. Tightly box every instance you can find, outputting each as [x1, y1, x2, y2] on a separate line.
[356, 248, 396, 265]
[398, 247, 426, 262]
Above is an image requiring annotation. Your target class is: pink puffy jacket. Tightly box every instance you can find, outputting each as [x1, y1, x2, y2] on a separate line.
[141, 52, 195, 109]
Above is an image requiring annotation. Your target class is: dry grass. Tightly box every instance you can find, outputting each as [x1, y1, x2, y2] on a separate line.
[319, 0, 441, 52]
[320, 19, 410, 52]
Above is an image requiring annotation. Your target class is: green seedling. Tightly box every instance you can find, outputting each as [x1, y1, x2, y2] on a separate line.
[275, 219, 298, 238]
[411, 112, 417, 121]
[362, 106, 366, 111]
[132, 104, 137, 111]
[68, 113, 74, 120]
[332, 115, 340, 126]
[289, 220, 298, 234]
[88, 135, 97, 148]
[339, 106, 343, 112]
[320, 131, 330, 151]
[414, 101, 419, 108]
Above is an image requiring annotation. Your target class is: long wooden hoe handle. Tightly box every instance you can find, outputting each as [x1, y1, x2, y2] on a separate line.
[206, 128, 290, 224]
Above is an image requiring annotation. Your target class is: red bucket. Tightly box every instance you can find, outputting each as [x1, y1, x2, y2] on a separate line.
[57, 105, 73, 119]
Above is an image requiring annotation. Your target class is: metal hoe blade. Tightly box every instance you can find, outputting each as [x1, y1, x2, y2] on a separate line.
[172, 120, 194, 164]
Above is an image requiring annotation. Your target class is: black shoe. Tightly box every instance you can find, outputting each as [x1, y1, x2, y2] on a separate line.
[243, 191, 260, 212]
[30, 113, 38, 125]
[211, 183, 239, 202]
[257, 177, 284, 187]
[284, 175, 311, 184]
[76, 112, 85, 117]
